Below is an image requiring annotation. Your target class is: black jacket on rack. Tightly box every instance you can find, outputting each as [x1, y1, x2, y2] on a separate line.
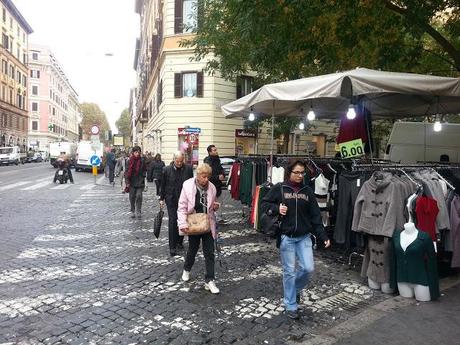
[261, 182, 329, 243]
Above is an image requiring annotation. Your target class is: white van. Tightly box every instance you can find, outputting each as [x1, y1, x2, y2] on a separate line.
[384, 122, 460, 163]
[75, 141, 104, 171]
[0, 146, 26, 165]
[49, 142, 77, 167]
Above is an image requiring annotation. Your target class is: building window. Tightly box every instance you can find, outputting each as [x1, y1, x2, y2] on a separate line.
[32, 102, 38, 111]
[32, 121, 38, 131]
[236, 76, 254, 98]
[2, 34, 8, 50]
[183, 0, 197, 33]
[1, 59, 6, 74]
[32, 52, 39, 60]
[9, 65, 14, 79]
[2, 8, 5, 23]
[32, 85, 38, 96]
[16, 71, 21, 84]
[157, 79, 163, 111]
[30, 70, 40, 78]
[175, 0, 197, 34]
[22, 75, 26, 87]
[174, 71, 203, 98]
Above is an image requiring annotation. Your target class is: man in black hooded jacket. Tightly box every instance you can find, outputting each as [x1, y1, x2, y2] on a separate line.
[204, 145, 225, 221]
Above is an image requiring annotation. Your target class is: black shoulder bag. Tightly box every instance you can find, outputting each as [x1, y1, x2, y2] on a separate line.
[260, 184, 284, 238]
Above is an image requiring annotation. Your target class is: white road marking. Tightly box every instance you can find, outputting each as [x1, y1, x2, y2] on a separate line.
[79, 184, 95, 190]
[50, 184, 72, 190]
[21, 181, 52, 190]
[0, 181, 30, 191]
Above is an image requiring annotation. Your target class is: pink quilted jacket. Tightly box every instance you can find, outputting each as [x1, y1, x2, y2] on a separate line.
[177, 177, 217, 238]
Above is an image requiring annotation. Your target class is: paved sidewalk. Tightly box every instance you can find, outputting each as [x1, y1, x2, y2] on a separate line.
[2, 181, 455, 344]
[301, 276, 460, 345]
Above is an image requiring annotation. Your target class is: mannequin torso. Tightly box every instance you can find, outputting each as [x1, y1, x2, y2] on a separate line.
[400, 222, 418, 251]
[398, 223, 431, 302]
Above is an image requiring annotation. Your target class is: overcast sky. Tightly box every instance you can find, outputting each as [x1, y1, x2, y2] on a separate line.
[13, 0, 139, 133]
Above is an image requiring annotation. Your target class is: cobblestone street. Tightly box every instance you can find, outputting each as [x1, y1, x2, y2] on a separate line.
[0, 178, 391, 344]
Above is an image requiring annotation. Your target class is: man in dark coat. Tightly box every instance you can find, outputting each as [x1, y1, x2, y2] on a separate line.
[204, 145, 225, 222]
[106, 148, 117, 185]
[160, 151, 193, 257]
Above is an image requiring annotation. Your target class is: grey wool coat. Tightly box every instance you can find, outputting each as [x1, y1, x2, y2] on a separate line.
[352, 172, 406, 238]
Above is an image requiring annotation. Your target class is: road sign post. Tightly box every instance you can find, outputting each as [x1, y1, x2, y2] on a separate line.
[90, 154, 101, 184]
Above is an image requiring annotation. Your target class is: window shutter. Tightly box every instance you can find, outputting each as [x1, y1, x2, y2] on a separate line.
[196, 71, 203, 98]
[236, 77, 242, 99]
[174, 0, 183, 34]
[37, 70, 40, 78]
[174, 73, 183, 98]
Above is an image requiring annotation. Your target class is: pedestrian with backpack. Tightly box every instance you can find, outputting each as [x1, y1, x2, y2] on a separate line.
[261, 160, 331, 320]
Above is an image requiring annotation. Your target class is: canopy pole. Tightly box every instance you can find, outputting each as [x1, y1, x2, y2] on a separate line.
[363, 104, 374, 165]
[269, 100, 275, 182]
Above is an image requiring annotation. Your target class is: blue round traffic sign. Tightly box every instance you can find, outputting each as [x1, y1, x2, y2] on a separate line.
[90, 155, 101, 166]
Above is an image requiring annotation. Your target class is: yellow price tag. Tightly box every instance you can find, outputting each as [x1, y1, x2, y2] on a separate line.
[339, 139, 364, 159]
[92, 166, 98, 176]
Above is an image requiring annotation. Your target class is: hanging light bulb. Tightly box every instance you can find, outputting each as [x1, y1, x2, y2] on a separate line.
[307, 109, 316, 121]
[433, 121, 442, 132]
[346, 105, 356, 120]
[299, 122, 305, 130]
[248, 111, 255, 121]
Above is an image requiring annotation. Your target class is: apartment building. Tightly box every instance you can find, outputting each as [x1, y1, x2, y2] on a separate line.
[133, 0, 337, 163]
[0, 0, 32, 149]
[27, 44, 81, 152]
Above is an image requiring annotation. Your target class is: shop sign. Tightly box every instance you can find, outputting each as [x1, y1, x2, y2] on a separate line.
[339, 139, 365, 158]
[235, 129, 257, 138]
[178, 127, 201, 135]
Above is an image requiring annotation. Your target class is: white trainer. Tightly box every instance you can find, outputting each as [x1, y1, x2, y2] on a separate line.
[181, 270, 190, 282]
[204, 280, 220, 294]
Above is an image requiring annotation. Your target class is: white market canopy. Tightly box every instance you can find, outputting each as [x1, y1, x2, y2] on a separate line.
[222, 68, 460, 119]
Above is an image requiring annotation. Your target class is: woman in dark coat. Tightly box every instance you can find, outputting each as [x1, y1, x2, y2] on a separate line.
[149, 153, 165, 198]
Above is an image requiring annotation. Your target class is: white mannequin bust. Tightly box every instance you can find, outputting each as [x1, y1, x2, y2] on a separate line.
[398, 222, 431, 302]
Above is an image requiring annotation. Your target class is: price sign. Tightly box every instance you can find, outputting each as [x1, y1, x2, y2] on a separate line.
[339, 139, 365, 159]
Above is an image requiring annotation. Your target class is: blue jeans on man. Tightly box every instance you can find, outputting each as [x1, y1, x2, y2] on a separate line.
[279, 234, 314, 311]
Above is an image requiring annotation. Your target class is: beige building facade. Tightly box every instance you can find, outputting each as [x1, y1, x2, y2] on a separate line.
[27, 44, 81, 153]
[0, 0, 32, 149]
[133, 0, 338, 164]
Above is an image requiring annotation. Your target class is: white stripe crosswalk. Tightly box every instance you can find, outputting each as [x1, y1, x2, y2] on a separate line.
[0, 180, 98, 192]
[22, 181, 51, 190]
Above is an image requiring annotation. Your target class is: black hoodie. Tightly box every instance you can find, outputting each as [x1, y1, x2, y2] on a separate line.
[204, 155, 224, 197]
[261, 182, 328, 243]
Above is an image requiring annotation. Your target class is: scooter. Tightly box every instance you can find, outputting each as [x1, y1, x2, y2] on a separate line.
[54, 160, 69, 184]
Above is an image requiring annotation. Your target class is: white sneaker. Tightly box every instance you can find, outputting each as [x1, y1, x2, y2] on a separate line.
[205, 280, 220, 294]
[181, 270, 190, 282]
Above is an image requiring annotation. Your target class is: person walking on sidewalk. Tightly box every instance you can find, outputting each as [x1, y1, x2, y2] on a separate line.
[261, 160, 331, 320]
[204, 145, 225, 223]
[160, 151, 193, 256]
[115, 152, 129, 193]
[149, 153, 165, 199]
[126, 146, 146, 219]
[177, 163, 220, 294]
[106, 148, 117, 185]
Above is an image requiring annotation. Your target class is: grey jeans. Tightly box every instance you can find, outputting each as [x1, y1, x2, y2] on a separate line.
[129, 186, 143, 214]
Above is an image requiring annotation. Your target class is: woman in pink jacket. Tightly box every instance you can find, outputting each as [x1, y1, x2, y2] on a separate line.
[177, 163, 220, 294]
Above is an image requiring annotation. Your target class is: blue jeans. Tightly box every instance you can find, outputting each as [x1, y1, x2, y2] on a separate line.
[280, 234, 314, 311]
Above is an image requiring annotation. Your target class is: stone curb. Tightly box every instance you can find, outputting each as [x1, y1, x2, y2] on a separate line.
[296, 273, 460, 345]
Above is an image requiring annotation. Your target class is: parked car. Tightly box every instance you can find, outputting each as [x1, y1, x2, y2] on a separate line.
[25, 152, 43, 163]
[220, 156, 235, 185]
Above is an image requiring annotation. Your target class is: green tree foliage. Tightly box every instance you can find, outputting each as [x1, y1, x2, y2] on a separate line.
[184, 0, 460, 153]
[186, 0, 459, 80]
[115, 108, 131, 139]
[80, 103, 111, 140]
